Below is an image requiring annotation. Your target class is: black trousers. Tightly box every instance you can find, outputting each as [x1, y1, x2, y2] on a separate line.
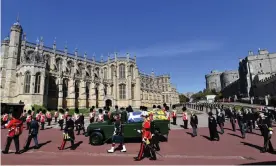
[90, 117, 94, 123]
[136, 142, 156, 160]
[263, 135, 274, 152]
[151, 135, 160, 151]
[55, 117, 57, 123]
[26, 122, 30, 130]
[218, 123, 224, 134]
[58, 120, 64, 130]
[4, 136, 20, 153]
[24, 134, 39, 149]
[77, 124, 85, 135]
[247, 121, 252, 133]
[47, 119, 51, 126]
[209, 128, 219, 141]
[41, 122, 45, 130]
[183, 120, 188, 129]
[230, 119, 236, 131]
[173, 117, 177, 125]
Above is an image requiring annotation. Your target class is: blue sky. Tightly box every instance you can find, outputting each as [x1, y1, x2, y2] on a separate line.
[2, 0, 276, 93]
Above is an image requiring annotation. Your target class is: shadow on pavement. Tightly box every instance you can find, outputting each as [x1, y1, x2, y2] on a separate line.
[228, 133, 243, 138]
[21, 140, 52, 153]
[201, 135, 211, 141]
[65, 141, 83, 150]
[241, 161, 276, 165]
[241, 141, 263, 151]
[186, 132, 193, 137]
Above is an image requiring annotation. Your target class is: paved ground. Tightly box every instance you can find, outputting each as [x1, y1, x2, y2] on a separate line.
[1, 121, 276, 165]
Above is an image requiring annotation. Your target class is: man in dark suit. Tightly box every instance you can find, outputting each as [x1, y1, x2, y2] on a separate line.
[23, 116, 40, 151]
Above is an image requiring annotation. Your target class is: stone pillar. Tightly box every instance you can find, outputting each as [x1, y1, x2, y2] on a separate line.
[67, 79, 75, 109]
[113, 67, 118, 106]
[89, 82, 96, 107]
[98, 83, 105, 107]
[134, 68, 141, 108]
[265, 96, 268, 106]
[127, 66, 132, 105]
[57, 78, 63, 109]
[79, 80, 87, 108]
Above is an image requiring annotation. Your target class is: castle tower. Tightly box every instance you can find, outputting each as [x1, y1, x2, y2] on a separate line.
[3, 17, 23, 103]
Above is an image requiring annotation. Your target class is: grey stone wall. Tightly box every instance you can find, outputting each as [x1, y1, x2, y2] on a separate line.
[205, 70, 222, 92]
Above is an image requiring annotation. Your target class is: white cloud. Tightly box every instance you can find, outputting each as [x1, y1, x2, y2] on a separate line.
[119, 40, 223, 58]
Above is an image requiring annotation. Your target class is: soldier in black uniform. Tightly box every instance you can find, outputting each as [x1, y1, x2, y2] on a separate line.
[258, 113, 274, 153]
[237, 110, 246, 139]
[208, 112, 219, 141]
[229, 107, 237, 131]
[76, 113, 85, 135]
[216, 109, 225, 134]
[149, 113, 160, 151]
[190, 111, 198, 137]
[58, 115, 75, 150]
[58, 109, 65, 130]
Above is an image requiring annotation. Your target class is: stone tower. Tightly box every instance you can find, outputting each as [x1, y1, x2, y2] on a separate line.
[2, 18, 23, 103]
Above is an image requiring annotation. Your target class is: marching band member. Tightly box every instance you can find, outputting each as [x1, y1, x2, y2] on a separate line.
[74, 109, 80, 131]
[77, 113, 85, 135]
[36, 110, 41, 122]
[65, 109, 69, 120]
[46, 110, 52, 126]
[107, 114, 126, 153]
[54, 110, 59, 123]
[40, 110, 46, 130]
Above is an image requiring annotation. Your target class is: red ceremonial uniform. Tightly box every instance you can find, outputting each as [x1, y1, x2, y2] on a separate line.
[54, 111, 59, 118]
[182, 112, 188, 120]
[142, 119, 151, 139]
[46, 112, 52, 119]
[5, 118, 23, 137]
[26, 115, 32, 123]
[40, 114, 46, 123]
[98, 114, 104, 122]
[2, 114, 9, 121]
[36, 114, 41, 121]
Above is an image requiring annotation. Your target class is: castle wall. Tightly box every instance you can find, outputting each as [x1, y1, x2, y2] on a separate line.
[205, 70, 222, 92]
[220, 70, 239, 90]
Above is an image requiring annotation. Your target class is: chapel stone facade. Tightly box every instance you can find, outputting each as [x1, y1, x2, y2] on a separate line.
[0, 19, 180, 110]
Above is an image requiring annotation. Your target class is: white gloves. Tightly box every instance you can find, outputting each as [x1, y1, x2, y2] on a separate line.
[152, 134, 155, 137]
[136, 130, 141, 133]
[113, 131, 116, 135]
[142, 137, 146, 142]
[269, 131, 273, 135]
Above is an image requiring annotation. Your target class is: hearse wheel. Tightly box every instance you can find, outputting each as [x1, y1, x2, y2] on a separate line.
[90, 132, 104, 146]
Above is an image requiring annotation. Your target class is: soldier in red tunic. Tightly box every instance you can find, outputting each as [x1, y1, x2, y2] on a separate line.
[54, 110, 59, 123]
[2, 110, 23, 154]
[40, 110, 46, 130]
[46, 110, 52, 126]
[26, 110, 32, 130]
[134, 112, 156, 161]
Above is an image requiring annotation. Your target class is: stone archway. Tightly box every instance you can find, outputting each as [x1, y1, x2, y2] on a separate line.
[105, 99, 112, 108]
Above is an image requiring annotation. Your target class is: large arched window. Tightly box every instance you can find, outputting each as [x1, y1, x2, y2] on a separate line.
[119, 84, 126, 99]
[103, 68, 107, 79]
[75, 81, 80, 99]
[130, 65, 134, 79]
[131, 84, 135, 99]
[119, 64, 125, 79]
[63, 79, 68, 98]
[34, 73, 41, 93]
[24, 72, 31, 93]
[95, 68, 100, 77]
[110, 65, 115, 79]
[56, 58, 62, 71]
[86, 82, 90, 99]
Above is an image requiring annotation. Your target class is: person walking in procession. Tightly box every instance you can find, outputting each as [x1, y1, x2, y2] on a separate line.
[190, 111, 198, 137]
[172, 105, 177, 125]
[58, 115, 75, 150]
[107, 114, 127, 153]
[182, 107, 188, 129]
[208, 112, 219, 141]
[23, 116, 40, 151]
[134, 112, 156, 161]
[2, 110, 23, 154]
[46, 110, 52, 126]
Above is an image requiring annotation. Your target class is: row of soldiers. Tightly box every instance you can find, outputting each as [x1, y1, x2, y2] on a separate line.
[188, 104, 275, 154]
